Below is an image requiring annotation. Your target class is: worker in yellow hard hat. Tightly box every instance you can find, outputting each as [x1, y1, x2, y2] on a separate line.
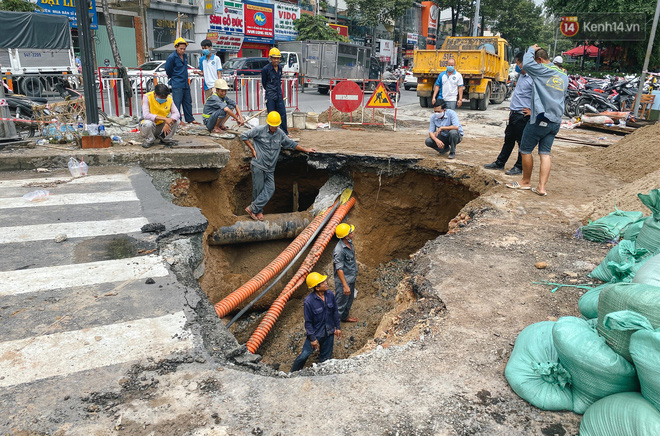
[291, 272, 342, 372]
[202, 78, 244, 133]
[240, 111, 316, 221]
[261, 47, 290, 137]
[164, 37, 198, 125]
[333, 223, 359, 323]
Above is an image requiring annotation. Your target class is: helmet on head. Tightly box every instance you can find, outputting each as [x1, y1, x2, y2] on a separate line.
[266, 111, 281, 126]
[553, 55, 563, 64]
[214, 78, 229, 90]
[335, 223, 355, 239]
[174, 37, 188, 47]
[269, 47, 281, 58]
[306, 272, 327, 289]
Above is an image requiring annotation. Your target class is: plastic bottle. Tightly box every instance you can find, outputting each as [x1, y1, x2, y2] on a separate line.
[77, 116, 84, 132]
[98, 120, 106, 136]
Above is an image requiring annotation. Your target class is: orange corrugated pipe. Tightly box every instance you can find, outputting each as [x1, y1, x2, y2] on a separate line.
[246, 198, 356, 353]
[214, 203, 336, 319]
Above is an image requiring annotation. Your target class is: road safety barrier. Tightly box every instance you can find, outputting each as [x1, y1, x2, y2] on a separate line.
[328, 78, 399, 131]
[226, 72, 299, 114]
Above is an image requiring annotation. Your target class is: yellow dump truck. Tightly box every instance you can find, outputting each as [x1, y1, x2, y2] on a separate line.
[413, 36, 512, 111]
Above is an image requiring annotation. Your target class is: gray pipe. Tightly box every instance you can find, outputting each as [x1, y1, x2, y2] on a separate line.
[209, 211, 314, 246]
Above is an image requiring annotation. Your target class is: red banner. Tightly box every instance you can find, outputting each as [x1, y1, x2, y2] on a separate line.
[329, 23, 348, 38]
[244, 2, 274, 39]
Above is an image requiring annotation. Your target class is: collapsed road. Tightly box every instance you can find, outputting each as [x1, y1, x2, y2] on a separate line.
[0, 119, 657, 434]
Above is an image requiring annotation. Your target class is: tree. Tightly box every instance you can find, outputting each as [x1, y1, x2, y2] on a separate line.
[345, 0, 414, 26]
[0, 0, 40, 11]
[100, 0, 132, 98]
[544, 0, 660, 70]
[294, 14, 346, 41]
[434, 0, 474, 37]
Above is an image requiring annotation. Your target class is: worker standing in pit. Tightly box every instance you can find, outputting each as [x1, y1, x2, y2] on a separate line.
[333, 223, 359, 323]
[291, 272, 342, 372]
[261, 48, 290, 136]
[240, 111, 316, 221]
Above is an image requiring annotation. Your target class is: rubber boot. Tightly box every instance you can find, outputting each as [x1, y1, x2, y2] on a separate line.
[448, 143, 456, 159]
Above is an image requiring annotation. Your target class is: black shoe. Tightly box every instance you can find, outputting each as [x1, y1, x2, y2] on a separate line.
[142, 141, 155, 149]
[448, 152, 456, 159]
[483, 162, 504, 170]
[162, 140, 178, 148]
[505, 167, 522, 175]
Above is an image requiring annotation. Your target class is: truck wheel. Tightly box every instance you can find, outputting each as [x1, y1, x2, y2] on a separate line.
[478, 85, 491, 111]
[490, 83, 506, 104]
[318, 86, 329, 95]
[419, 96, 428, 108]
[469, 99, 478, 110]
[22, 77, 43, 97]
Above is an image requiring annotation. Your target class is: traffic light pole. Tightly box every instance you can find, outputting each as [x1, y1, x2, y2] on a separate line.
[75, 0, 99, 124]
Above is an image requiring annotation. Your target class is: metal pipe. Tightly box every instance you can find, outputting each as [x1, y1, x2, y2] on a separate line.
[226, 200, 342, 328]
[208, 211, 314, 246]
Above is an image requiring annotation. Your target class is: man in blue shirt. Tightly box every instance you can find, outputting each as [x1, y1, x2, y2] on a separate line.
[425, 98, 464, 159]
[261, 48, 289, 136]
[484, 51, 532, 175]
[164, 38, 196, 125]
[291, 272, 342, 372]
[507, 45, 568, 196]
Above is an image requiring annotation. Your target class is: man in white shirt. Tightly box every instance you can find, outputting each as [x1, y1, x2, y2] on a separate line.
[198, 39, 223, 100]
[431, 58, 464, 110]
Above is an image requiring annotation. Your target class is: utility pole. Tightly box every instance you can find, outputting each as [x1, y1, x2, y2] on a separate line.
[633, 0, 660, 115]
[552, 17, 559, 58]
[75, 0, 99, 124]
[472, 0, 481, 37]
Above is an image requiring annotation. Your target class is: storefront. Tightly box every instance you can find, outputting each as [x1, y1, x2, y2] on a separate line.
[239, 1, 274, 58]
[208, 0, 245, 62]
[148, 8, 196, 60]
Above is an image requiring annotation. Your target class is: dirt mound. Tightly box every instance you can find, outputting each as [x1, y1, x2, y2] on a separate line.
[587, 123, 660, 182]
[586, 168, 660, 221]
[318, 107, 409, 128]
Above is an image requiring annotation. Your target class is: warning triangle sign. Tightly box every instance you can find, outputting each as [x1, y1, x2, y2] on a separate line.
[365, 82, 394, 109]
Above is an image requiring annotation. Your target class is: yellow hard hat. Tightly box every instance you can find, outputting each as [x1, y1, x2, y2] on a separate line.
[214, 78, 229, 90]
[306, 272, 327, 289]
[269, 47, 281, 58]
[335, 223, 355, 239]
[174, 37, 188, 47]
[266, 111, 281, 126]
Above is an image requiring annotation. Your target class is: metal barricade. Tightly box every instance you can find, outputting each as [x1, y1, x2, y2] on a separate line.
[327, 78, 399, 131]
[230, 72, 299, 114]
[98, 67, 205, 118]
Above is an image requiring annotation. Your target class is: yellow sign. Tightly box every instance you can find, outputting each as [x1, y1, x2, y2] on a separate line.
[365, 82, 394, 109]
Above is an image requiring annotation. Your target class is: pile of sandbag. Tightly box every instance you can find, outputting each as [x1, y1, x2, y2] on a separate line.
[506, 189, 660, 434]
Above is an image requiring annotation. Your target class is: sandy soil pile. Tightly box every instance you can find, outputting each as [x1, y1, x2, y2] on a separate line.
[587, 123, 660, 182]
[586, 168, 660, 220]
[317, 107, 409, 127]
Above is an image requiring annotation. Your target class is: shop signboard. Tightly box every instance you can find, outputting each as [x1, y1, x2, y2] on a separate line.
[406, 33, 418, 47]
[378, 39, 393, 63]
[210, 0, 244, 35]
[274, 2, 299, 41]
[421, 1, 438, 36]
[244, 1, 274, 43]
[329, 23, 348, 38]
[216, 34, 244, 52]
[36, 0, 98, 29]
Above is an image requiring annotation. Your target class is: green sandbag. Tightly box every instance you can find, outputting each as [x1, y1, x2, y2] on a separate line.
[630, 329, 660, 411]
[604, 310, 660, 411]
[504, 321, 573, 411]
[622, 217, 647, 242]
[579, 392, 660, 436]
[589, 240, 649, 283]
[552, 316, 638, 414]
[597, 282, 660, 362]
[633, 253, 660, 287]
[636, 190, 660, 252]
[578, 284, 610, 319]
[581, 210, 644, 243]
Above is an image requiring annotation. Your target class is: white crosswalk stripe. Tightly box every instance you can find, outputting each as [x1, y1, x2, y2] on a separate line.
[0, 217, 149, 244]
[0, 255, 169, 296]
[0, 174, 131, 189]
[0, 311, 194, 388]
[0, 191, 138, 209]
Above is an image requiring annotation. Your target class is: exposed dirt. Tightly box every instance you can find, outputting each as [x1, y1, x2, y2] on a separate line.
[317, 106, 410, 128]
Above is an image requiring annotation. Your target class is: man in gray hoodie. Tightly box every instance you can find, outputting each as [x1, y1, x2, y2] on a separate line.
[507, 45, 567, 197]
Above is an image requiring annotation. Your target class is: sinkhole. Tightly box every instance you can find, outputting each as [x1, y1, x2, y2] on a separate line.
[173, 141, 480, 372]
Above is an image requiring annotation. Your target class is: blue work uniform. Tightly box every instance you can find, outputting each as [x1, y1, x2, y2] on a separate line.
[333, 239, 358, 321]
[202, 94, 237, 131]
[164, 51, 194, 123]
[291, 290, 341, 372]
[261, 62, 288, 135]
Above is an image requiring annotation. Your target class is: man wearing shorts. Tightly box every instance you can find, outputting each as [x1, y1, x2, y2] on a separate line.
[507, 45, 567, 196]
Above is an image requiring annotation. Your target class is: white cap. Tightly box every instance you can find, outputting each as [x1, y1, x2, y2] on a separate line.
[553, 56, 563, 64]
